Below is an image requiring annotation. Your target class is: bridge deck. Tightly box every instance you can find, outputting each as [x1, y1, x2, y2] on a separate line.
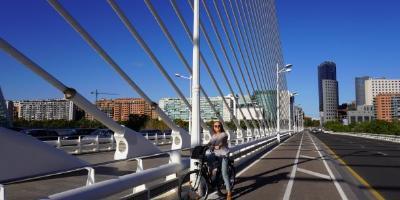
[232, 132, 357, 200]
[6, 132, 399, 200]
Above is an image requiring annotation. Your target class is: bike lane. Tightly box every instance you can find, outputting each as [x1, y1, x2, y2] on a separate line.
[234, 132, 352, 200]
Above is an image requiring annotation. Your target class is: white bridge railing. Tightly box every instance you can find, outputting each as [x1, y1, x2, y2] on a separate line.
[327, 131, 400, 144]
[43, 132, 173, 154]
[43, 132, 293, 200]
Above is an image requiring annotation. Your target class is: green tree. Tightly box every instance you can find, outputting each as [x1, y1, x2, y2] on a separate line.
[122, 114, 149, 131]
[173, 119, 189, 130]
[144, 119, 169, 131]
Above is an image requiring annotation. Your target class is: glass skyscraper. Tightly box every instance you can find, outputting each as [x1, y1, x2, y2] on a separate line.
[318, 61, 338, 112]
[355, 76, 370, 106]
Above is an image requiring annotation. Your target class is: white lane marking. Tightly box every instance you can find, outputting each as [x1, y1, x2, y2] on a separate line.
[376, 152, 387, 156]
[309, 133, 349, 200]
[299, 155, 317, 160]
[297, 168, 331, 180]
[283, 133, 304, 200]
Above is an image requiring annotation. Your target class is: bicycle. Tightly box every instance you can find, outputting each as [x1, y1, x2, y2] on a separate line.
[178, 145, 236, 200]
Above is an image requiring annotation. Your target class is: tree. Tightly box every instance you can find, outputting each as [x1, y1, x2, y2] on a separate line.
[144, 119, 169, 131]
[173, 119, 189, 130]
[304, 117, 320, 127]
[122, 114, 149, 131]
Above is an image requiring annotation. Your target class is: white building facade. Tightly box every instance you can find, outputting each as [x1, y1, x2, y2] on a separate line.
[347, 105, 374, 124]
[365, 78, 400, 105]
[15, 99, 75, 121]
[159, 96, 234, 122]
[321, 79, 338, 123]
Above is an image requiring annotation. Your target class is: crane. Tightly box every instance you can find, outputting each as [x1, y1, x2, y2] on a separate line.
[90, 89, 119, 103]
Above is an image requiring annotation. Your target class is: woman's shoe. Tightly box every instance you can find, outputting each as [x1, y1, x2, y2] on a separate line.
[227, 192, 232, 200]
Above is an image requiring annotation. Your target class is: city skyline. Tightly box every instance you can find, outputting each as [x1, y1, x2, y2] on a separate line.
[1, 0, 400, 119]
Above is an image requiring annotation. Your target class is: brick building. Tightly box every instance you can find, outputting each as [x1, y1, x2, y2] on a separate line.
[87, 98, 157, 121]
[374, 94, 400, 122]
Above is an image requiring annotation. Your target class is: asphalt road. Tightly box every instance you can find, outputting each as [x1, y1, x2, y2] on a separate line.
[314, 132, 400, 200]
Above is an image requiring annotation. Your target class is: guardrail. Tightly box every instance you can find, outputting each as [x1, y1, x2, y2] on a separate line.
[43, 132, 294, 200]
[326, 131, 400, 144]
[41, 132, 173, 154]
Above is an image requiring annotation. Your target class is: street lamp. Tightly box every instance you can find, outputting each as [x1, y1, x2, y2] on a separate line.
[295, 104, 302, 132]
[289, 92, 298, 134]
[175, 73, 192, 132]
[276, 63, 293, 143]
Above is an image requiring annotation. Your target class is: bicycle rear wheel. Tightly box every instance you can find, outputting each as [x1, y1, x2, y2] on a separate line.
[217, 163, 236, 196]
[178, 170, 209, 200]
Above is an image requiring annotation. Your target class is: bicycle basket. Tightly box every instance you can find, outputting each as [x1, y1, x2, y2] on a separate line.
[191, 145, 208, 159]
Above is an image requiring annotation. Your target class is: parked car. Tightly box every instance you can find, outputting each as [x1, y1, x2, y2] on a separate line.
[21, 129, 59, 141]
[60, 128, 97, 140]
[82, 129, 114, 141]
[139, 129, 163, 137]
[9, 127, 25, 132]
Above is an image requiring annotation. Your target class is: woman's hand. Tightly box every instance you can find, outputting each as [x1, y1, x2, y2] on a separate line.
[214, 145, 221, 150]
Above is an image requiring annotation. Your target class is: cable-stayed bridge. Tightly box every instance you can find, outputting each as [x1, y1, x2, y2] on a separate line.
[1, 0, 399, 200]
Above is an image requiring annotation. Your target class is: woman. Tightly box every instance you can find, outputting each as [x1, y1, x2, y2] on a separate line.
[208, 121, 232, 200]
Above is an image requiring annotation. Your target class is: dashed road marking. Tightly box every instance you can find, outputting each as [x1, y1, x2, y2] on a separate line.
[297, 168, 331, 180]
[299, 155, 317, 160]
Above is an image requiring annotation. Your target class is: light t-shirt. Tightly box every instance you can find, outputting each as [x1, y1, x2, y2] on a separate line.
[209, 132, 229, 156]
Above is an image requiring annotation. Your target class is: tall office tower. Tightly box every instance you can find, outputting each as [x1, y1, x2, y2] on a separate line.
[318, 61, 339, 123]
[365, 78, 400, 105]
[355, 76, 371, 106]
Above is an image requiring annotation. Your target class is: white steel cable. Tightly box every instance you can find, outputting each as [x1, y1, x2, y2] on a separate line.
[143, 0, 227, 129]
[186, 0, 252, 131]
[234, 0, 277, 130]
[106, 0, 213, 133]
[201, 0, 254, 131]
[47, 0, 183, 133]
[170, 0, 242, 131]
[221, 1, 270, 130]
[211, 0, 261, 131]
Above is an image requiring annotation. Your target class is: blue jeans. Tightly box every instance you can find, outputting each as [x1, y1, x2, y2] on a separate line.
[221, 156, 231, 192]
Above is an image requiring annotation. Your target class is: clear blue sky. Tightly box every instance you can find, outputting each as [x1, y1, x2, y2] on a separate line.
[1, 0, 400, 119]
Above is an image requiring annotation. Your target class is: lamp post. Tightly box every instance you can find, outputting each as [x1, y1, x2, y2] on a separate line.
[296, 104, 302, 132]
[175, 73, 192, 132]
[276, 63, 293, 143]
[289, 92, 298, 135]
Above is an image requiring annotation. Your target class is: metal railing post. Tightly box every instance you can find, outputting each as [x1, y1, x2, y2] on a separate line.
[155, 133, 158, 145]
[57, 136, 62, 148]
[133, 159, 146, 193]
[163, 132, 167, 144]
[85, 167, 96, 186]
[110, 135, 115, 150]
[77, 136, 82, 154]
[95, 135, 99, 152]
[0, 184, 4, 200]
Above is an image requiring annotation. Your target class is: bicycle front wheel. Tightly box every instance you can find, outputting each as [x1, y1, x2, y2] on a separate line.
[178, 170, 209, 200]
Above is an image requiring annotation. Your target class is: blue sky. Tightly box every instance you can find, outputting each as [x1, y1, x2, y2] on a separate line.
[1, 0, 400, 119]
